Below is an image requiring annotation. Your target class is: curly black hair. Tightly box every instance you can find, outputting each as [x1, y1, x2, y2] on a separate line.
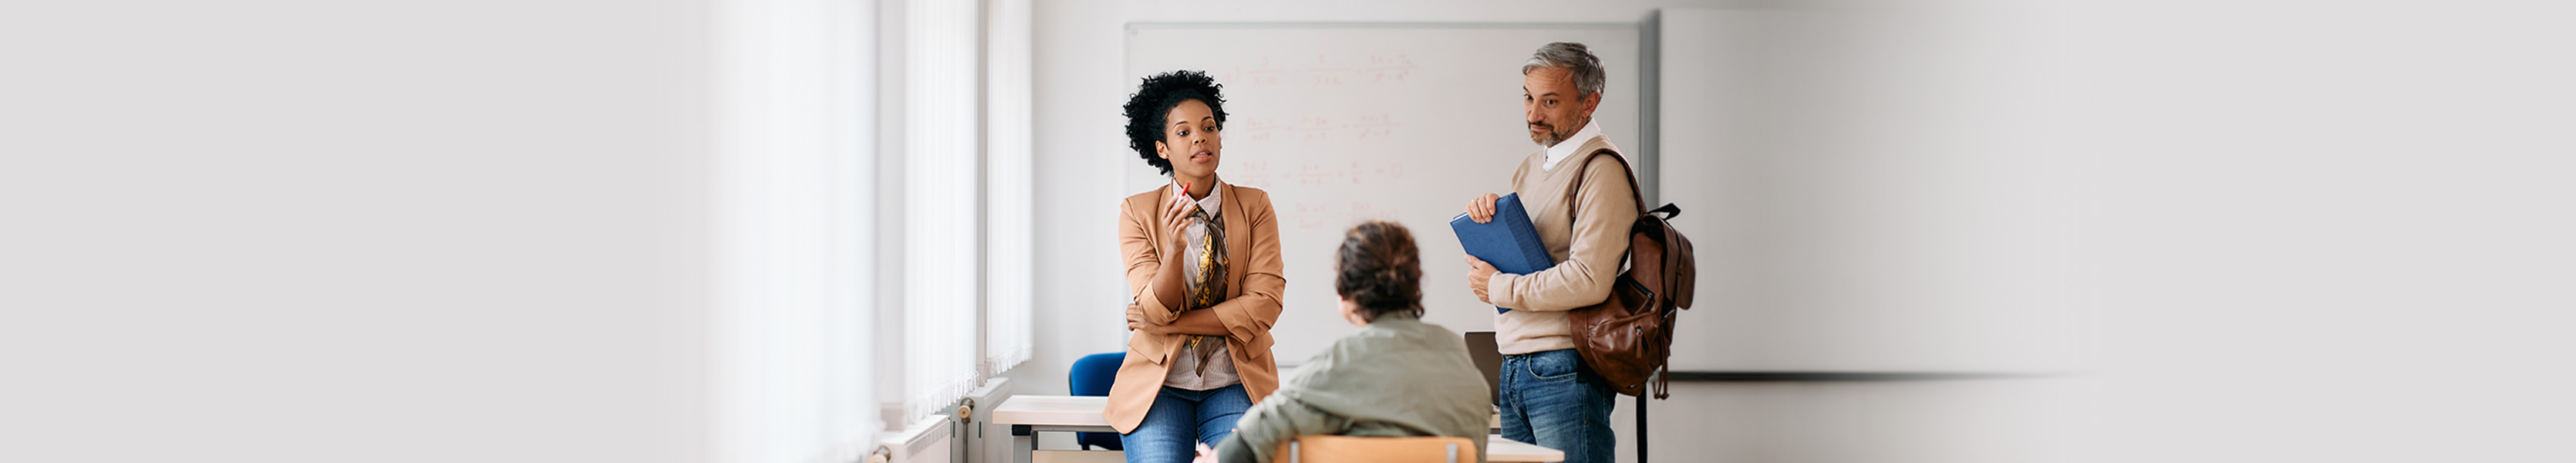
[1122, 70, 1228, 176]
[1336, 221, 1425, 321]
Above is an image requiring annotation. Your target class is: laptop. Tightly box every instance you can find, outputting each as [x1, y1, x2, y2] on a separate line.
[1464, 331, 1502, 405]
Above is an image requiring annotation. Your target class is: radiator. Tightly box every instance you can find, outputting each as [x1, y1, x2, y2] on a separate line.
[878, 377, 1016, 463]
[879, 414, 954, 463]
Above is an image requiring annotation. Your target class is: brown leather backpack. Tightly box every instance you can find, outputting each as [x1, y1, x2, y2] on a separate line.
[1563, 150, 1696, 398]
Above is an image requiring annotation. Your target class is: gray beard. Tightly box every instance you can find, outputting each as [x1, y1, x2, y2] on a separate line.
[1531, 117, 1586, 148]
[1532, 127, 1576, 148]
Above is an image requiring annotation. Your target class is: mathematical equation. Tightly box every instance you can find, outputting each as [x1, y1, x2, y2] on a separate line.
[1280, 201, 1402, 230]
[1214, 54, 1420, 87]
[1223, 113, 1404, 143]
[1226, 159, 1406, 190]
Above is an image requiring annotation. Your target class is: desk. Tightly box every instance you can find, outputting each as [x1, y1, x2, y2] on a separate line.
[992, 396, 1561, 463]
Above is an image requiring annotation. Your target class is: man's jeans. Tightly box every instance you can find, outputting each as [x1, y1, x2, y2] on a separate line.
[1499, 349, 1616, 463]
[1120, 384, 1251, 463]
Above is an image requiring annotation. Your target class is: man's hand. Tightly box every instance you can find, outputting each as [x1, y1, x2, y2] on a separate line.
[1465, 255, 1498, 303]
[1462, 193, 1501, 224]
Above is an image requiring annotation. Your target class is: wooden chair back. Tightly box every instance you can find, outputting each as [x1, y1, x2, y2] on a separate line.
[1275, 435, 1477, 463]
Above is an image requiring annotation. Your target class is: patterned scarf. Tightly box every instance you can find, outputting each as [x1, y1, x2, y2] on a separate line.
[1182, 205, 1228, 375]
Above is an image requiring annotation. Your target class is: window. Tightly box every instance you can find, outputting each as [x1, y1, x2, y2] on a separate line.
[710, 0, 882, 460]
[983, 0, 1036, 382]
[899, 0, 984, 423]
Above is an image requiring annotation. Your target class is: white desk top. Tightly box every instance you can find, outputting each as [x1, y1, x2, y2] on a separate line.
[992, 395, 1560, 462]
[1481, 437, 1566, 463]
[989, 395, 1502, 428]
[990, 395, 1111, 426]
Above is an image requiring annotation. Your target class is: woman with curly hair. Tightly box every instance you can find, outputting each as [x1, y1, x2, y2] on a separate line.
[1108, 70, 1287, 463]
[1210, 221, 1495, 463]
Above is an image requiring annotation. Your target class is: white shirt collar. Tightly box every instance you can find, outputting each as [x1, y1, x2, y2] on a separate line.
[1541, 118, 1606, 171]
[1173, 178, 1224, 215]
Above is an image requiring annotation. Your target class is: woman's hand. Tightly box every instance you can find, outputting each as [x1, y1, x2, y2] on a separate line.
[1462, 193, 1501, 224]
[1465, 255, 1498, 303]
[1190, 442, 1218, 463]
[1162, 182, 1198, 252]
[1125, 304, 1162, 334]
[1147, 182, 1199, 311]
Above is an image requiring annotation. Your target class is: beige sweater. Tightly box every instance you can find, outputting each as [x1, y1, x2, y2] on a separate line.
[1488, 136, 1638, 354]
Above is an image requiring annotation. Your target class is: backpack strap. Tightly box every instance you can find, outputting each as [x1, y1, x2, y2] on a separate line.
[1566, 149, 1648, 221]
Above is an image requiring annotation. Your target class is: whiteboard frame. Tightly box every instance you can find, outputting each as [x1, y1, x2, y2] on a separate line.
[1124, 22, 1659, 204]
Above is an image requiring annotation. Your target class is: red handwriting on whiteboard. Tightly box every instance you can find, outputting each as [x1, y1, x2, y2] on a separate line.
[1227, 161, 1275, 188]
[1210, 54, 1420, 88]
[1284, 201, 1403, 229]
[1344, 113, 1401, 140]
[1218, 112, 1406, 145]
[1283, 161, 1404, 186]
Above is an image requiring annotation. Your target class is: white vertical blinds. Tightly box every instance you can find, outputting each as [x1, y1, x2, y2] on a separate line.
[901, 0, 983, 423]
[714, 0, 1037, 443]
[982, 0, 1035, 379]
[710, 0, 878, 460]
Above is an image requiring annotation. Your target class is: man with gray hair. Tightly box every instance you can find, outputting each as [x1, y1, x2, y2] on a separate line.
[1458, 42, 1634, 463]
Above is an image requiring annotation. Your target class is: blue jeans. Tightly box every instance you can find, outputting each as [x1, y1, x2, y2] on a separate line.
[1499, 349, 1616, 463]
[1121, 384, 1251, 463]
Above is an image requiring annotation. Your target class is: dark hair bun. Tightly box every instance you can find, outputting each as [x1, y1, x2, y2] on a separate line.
[1121, 70, 1227, 176]
[1335, 221, 1423, 321]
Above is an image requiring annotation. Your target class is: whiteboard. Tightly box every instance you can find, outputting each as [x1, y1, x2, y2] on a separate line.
[1124, 23, 1647, 364]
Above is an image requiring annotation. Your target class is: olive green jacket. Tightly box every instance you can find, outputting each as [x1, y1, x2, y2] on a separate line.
[1216, 314, 1493, 463]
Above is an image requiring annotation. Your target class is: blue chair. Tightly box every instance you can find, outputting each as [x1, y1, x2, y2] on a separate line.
[1070, 352, 1126, 451]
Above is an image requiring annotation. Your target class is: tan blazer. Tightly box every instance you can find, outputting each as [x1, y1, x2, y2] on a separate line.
[1108, 182, 1286, 433]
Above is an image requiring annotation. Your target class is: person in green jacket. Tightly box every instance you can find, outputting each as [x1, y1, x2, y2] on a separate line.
[1212, 221, 1495, 463]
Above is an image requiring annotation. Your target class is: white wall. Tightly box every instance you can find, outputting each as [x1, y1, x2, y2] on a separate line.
[0, 1, 714, 461]
[2069, 2, 2576, 461]
[1658, 8, 2082, 373]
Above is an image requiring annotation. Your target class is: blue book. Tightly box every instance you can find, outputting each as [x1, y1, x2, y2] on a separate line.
[1450, 193, 1555, 313]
